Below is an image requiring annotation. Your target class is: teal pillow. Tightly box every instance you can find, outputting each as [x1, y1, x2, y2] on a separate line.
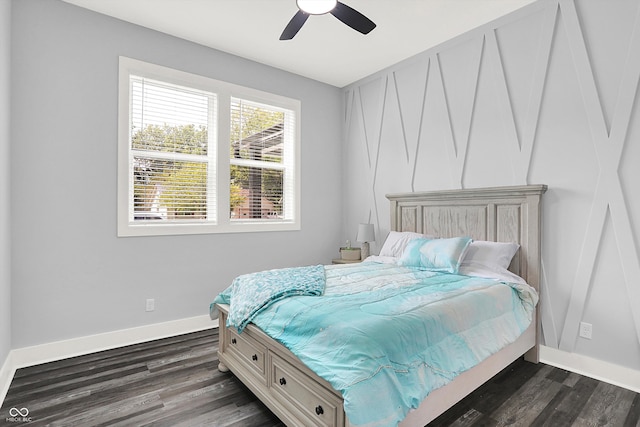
[397, 238, 430, 267]
[419, 236, 472, 273]
[398, 237, 472, 274]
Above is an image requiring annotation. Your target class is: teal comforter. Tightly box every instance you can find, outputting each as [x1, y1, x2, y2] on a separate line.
[211, 262, 537, 427]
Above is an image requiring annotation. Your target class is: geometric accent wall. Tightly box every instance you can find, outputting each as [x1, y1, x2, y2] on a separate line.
[342, 0, 640, 372]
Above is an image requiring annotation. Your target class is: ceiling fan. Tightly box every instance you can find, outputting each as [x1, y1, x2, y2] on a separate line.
[280, 0, 376, 40]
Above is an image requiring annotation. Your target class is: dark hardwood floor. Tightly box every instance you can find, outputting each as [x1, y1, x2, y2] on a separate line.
[1, 328, 638, 426]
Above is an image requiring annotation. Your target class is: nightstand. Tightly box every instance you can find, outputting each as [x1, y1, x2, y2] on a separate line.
[331, 258, 362, 264]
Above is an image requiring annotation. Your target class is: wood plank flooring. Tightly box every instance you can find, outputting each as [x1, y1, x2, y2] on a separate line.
[2, 328, 638, 426]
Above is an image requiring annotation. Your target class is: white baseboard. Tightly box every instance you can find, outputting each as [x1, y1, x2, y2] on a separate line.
[540, 345, 640, 393]
[0, 351, 15, 410]
[1, 315, 218, 406]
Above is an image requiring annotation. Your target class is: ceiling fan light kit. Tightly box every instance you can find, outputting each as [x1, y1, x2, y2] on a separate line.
[297, 0, 338, 15]
[280, 0, 376, 40]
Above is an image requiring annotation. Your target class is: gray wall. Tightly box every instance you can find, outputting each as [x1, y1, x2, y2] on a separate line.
[10, 0, 343, 348]
[342, 0, 640, 372]
[1, 0, 11, 365]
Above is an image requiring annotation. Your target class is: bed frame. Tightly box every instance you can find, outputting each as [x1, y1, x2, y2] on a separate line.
[216, 184, 547, 427]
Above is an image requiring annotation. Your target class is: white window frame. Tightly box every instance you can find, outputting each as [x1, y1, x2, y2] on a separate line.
[118, 57, 301, 236]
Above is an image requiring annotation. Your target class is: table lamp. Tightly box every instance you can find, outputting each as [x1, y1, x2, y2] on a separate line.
[357, 223, 375, 260]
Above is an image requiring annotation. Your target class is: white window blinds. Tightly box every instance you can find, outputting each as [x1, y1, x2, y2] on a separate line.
[229, 98, 296, 222]
[129, 76, 217, 222]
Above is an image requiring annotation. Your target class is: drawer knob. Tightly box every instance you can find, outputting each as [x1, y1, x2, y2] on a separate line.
[279, 377, 287, 386]
[252, 354, 258, 361]
[315, 405, 324, 415]
[231, 338, 237, 344]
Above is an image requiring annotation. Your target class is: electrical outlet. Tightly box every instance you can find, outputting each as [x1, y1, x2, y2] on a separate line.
[146, 298, 155, 312]
[579, 322, 592, 339]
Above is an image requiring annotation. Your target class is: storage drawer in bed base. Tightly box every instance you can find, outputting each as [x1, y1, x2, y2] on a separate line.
[217, 304, 346, 427]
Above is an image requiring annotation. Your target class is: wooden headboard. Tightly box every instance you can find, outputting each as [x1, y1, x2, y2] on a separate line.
[386, 185, 547, 292]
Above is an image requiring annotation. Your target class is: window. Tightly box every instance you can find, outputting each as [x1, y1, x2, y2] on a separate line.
[118, 57, 300, 236]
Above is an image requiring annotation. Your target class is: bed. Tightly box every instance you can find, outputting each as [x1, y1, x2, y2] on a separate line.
[211, 185, 547, 427]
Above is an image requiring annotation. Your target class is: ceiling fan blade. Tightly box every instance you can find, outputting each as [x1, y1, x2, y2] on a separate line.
[280, 10, 309, 40]
[330, 1, 376, 35]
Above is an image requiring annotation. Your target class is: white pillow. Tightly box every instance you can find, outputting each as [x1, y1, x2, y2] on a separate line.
[364, 255, 398, 264]
[461, 240, 520, 270]
[457, 263, 527, 285]
[378, 231, 425, 258]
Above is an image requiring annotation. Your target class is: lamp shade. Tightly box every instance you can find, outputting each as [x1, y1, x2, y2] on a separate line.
[356, 223, 375, 243]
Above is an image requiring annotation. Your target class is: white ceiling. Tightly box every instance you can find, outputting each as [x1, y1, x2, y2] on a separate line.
[62, 0, 538, 88]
